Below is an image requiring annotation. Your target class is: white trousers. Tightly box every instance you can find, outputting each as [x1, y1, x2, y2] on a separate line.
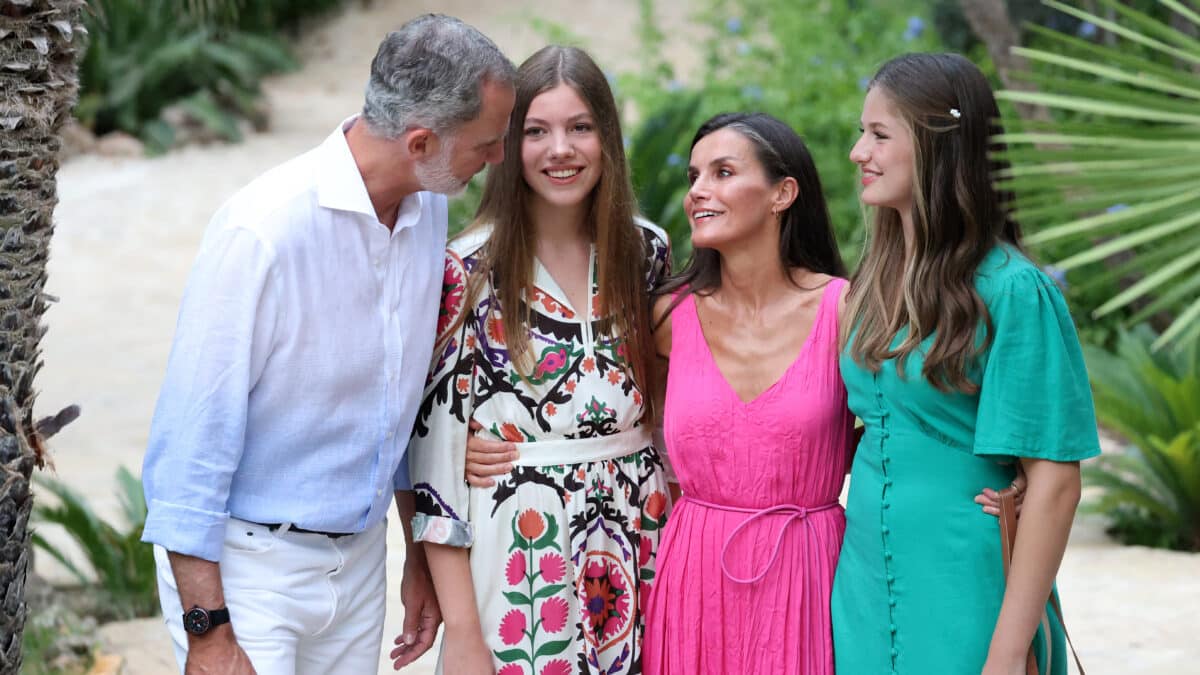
[155, 518, 387, 675]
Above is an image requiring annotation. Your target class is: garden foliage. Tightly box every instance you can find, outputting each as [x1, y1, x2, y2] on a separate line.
[31, 467, 158, 619]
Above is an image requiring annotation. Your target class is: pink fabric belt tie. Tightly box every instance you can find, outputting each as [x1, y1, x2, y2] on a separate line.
[679, 496, 840, 584]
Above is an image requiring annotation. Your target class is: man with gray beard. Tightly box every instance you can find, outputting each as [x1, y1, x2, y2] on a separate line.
[141, 15, 515, 674]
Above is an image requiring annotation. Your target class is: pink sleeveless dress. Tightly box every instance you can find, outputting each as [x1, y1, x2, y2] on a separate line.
[642, 279, 853, 674]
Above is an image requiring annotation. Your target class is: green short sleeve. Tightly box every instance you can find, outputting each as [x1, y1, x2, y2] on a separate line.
[973, 268, 1101, 462]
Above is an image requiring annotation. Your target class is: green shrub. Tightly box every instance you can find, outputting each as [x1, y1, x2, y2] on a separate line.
[77, 0, 345, 153]
[31, 467, 158, 620]
[1083, 325, 1200, 550]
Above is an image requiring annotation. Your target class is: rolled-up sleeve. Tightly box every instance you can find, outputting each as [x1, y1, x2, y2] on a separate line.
[141, 223, 280, 561]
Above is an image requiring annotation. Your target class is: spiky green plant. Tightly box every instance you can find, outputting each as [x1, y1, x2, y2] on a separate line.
[996, 0, 1200, 349]
[30, 468, 158, 620]
[1082, 325, 1200, 550]
[76, 0, 303, 153]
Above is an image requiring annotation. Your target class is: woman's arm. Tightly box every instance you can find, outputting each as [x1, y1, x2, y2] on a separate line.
[423, 544, 496, 675]
[981, 458, 1081, 675]
[651, 294, 681, 499]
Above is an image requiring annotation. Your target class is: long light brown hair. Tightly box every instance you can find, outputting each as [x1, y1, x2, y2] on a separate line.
[842, 53, 1023, 393]
[459, 46, 654, 413]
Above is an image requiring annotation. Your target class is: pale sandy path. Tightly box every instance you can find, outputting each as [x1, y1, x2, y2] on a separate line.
[33, 1, 1199, 673]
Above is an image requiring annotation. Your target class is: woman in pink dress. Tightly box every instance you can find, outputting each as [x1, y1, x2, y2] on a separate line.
[639, 112, 852, 674]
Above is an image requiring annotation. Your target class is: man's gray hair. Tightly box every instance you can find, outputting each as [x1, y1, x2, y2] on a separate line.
[362, 14, 515, 139]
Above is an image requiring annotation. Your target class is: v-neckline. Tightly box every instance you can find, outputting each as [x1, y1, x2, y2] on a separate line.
[691, 283, 833, 406]
[533, 246, 596, 322]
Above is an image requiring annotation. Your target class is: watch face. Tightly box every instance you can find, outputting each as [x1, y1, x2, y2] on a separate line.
[184, 607, 211, 635]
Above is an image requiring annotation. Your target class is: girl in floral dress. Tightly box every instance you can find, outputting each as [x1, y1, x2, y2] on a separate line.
[408, 46, 671, 675]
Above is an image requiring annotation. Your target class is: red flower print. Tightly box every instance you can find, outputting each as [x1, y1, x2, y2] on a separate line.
[505, 551, 526, 586]
[539, 659, 571, 675]
[437, 264, 464, 335]
[575, 468, 586, 480]
[500, 423, 524, 442]
[517, 509, 546, 540]
[633, 391, 643, 406]
[583, 576, 616, 635]
[565, 380, 577, 393]
[539, 553, 566, 583]
[639, 535, 652, 566]
[645, 491, 667, 520]
[540, 596, 569, 634]
[465, 334, 477, 350]
[498, 665, 525, 675]
[486, 316, 506, 344]
[545, 402, 557, 417]
[498, 609, 526, 645]
[456, 377, 469, 394]
[607, 370, 621, 385]
[582, 357, 596, 373]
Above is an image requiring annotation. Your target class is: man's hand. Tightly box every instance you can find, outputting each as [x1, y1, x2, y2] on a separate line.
[185, 630, 256, 675]
[390, 553, 442, 669]
[465, 419, 518, 487]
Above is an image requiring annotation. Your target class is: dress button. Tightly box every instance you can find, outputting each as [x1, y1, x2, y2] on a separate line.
[891, 648, 899, 657]
[882, 456, 891, 464]
[889, 624, 897, 633]
[881, 525, 890, 534]
[886, 574, 895, 583]
[883, 478, 893, 486]
[884, 551, 893, 560]
[882, 502, 891, 510]
[889, 598, 897, 607]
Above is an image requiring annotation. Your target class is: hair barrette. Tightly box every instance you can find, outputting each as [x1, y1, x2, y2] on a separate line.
[949, 108, 962, 119]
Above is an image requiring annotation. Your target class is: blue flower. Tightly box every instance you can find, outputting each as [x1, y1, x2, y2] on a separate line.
[726, 17, 743, 34]
[903, 16, 925, 41]
[740, 84, 764, 101]
[1043, 265, 1068, 289]
[1077, 21, 1097, 39]
[736, 41, 751, 56]
[1106, 203, 1129, 214]
[667, 153, 683, 167]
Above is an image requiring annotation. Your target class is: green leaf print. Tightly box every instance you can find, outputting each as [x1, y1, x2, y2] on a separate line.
[535, 639, 572, 658]
[532, 583, 566, 600]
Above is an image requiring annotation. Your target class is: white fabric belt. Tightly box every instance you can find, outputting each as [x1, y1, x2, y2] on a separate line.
[504, 427, 653, 467]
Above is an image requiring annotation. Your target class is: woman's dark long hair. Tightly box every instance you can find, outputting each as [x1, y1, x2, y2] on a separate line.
[656, 112, 846, 309]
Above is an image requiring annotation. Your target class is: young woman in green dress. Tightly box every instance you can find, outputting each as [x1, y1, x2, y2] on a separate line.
[831, 53, 1101, 675]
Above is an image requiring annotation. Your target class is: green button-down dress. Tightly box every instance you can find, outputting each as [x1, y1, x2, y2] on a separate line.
[832, 246, 1101, 674]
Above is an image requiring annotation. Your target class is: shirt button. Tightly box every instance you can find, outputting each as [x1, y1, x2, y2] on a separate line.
[891, 648, 899, 657]
[886, 574, 895, 583]
[889, 624, 897, 633]
[884, 551, 893, 560]
[889, 598, 897, 607]
[881, 525, 890, 534]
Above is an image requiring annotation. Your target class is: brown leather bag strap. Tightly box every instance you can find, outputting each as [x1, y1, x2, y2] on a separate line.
[997, 487, 1086, 675]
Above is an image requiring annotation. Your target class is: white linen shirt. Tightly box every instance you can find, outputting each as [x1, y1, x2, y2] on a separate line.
[142, 117, 448, 561]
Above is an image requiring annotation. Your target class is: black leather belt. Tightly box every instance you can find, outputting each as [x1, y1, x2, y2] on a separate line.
[254, 522, 354, 539]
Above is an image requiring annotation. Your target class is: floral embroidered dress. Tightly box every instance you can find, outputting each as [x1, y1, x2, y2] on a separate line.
[410, 219, 672, 675]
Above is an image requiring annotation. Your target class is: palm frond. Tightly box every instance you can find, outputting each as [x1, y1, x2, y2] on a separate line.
[998, 0, 1200, 350]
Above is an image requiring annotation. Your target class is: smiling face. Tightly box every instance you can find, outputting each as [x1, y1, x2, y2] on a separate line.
[850, 86, 916, 216]
[520, 83, 603, 210]
[684, 128, 784, 251]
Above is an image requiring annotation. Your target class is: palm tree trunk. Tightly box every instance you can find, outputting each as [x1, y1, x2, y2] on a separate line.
[0, 1, 84, 671]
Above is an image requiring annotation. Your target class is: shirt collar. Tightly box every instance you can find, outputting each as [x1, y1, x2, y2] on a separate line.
[316, 115, 426, 229]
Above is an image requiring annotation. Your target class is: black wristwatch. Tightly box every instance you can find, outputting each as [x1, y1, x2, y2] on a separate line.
[183, 605, 231, 635]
